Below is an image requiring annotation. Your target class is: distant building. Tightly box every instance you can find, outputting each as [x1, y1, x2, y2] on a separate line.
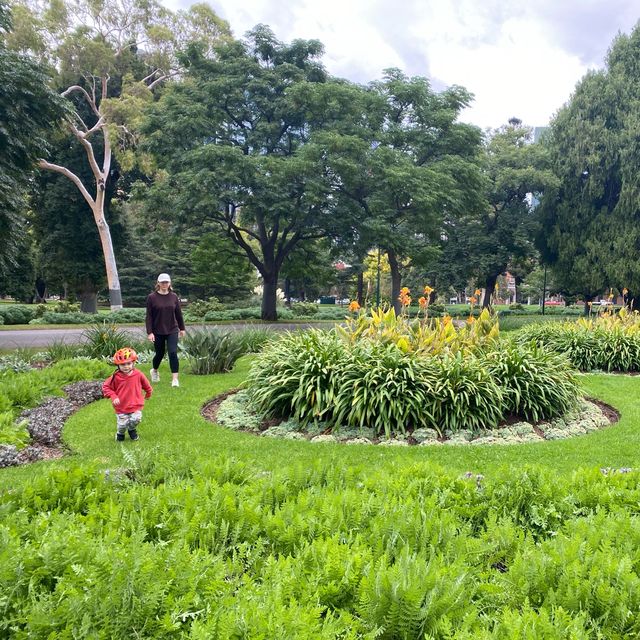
[533, 126, 549, 143]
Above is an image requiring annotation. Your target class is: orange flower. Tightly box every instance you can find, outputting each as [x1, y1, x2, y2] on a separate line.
[418, 296, 428, 308]
[469, 296, 477, 305]
[423, 285, 434, 296]
[398, 294, 411, 306]
[474, 288, 481, 296]
[400, 286, 410, 295]
[466, 316, 475, 324]
[623, 288, 629, 295]
[348, 300, 360, 312]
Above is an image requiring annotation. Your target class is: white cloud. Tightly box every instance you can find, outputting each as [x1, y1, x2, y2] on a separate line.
[424, 16, 587, 128]
[163, 0, 638, 130]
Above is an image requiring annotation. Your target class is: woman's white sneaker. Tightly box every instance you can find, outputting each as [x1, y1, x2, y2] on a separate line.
[171, 378, 180, 387]
[150, 369, 160, 382]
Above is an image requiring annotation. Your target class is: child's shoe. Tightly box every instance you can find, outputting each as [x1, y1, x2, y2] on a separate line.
[150, 369, 160, 382]
[171, 378, 180, 388]
[115, 432, 125, 442]
[128, 429, 139, 441]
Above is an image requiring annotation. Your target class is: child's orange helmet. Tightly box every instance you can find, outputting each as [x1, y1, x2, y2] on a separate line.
[113, 347, 138, 365]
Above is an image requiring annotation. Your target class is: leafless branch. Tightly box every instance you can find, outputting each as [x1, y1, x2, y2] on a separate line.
[38, 160, 95, 208]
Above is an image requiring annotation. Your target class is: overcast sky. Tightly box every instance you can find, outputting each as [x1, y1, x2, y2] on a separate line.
[163, 0, 639, 130]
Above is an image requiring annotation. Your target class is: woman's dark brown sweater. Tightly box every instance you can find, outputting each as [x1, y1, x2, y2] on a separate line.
[145, 291, 185, 335]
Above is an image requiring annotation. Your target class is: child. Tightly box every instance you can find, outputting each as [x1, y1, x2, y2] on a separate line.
[103, 347, 153, 441]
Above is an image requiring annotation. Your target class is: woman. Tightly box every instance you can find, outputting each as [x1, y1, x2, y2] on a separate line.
[145, 273, 186, 387]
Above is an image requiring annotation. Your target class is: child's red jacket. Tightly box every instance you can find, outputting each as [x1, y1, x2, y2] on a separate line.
[102, 369, 152, 414]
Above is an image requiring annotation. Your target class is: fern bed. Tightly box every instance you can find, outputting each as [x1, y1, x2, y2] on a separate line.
[2, 359, 640, 638]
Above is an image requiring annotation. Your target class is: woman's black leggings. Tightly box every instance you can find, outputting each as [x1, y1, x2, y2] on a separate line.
[152, 332, 179, 373]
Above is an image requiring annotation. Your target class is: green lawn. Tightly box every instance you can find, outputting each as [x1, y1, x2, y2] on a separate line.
[2, 358, 636, 484]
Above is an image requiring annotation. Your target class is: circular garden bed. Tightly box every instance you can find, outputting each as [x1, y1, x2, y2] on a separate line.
[203, 389, 617, 446]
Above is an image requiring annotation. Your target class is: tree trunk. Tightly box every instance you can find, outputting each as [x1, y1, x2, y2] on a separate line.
[584, 295, 593, 316]
[388, 249, 402, 315]
[261, 273, 278, 321]
[92, 195, 123, 311]
[35, 278, 47, 303]
[39, 100, 124, 312]
[357, 271, 364, 306]
[79, 289, 98, 313]
[483, 274, 498, 308]
[284, 277, 291, 305]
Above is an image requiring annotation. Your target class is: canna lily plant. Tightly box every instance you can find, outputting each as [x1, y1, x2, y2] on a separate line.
[339, 285, 500, 355]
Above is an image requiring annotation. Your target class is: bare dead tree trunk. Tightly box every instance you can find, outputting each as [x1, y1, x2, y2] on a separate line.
[38, 79, 123, 311]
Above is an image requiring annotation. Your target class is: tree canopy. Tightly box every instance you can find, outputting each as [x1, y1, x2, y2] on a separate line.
[7, 0, 230, 309]
[0, 0, 65, 276]
[537, 24, 640, 303]
[141, 25, 367, 319]
[320, 69, 485, 312]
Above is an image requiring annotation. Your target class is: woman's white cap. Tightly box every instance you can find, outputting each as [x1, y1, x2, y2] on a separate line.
[157, 273, 171, 283]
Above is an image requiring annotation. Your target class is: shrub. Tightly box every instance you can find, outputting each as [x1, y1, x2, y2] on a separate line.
[0, 354, 34, 373]
[0, 372, 47, 410]
[204, 307, 262, 321]
[101, 308, 146, 323]
[0, 413, 30, 449]
[244, 312, 582, 437]
[516, 314, 640, 372]
[40, 311, 101, 324]
[45, 341, 84, 362]
[203, 306, 297, 321]
[314, 306, 349, 320]
[51, 300, 80, 314]
[0, 304, 37, 325]
[485, 340, 581, 421]
[333, 342, 439, 438]
[0, 358, 112, 429]
[430, 352, 504, 433]
[291, 302, 319, 317]
[81, 323, 145, 360]
[235, 328, 276, 353]
[45, 358, 113, 386]
[184, 297, 224, 320]
[247, 330, 346, 422]
[181, 329, 246, 374]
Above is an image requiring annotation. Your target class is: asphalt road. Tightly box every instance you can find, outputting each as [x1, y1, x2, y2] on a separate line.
[0, 323, 332, 349]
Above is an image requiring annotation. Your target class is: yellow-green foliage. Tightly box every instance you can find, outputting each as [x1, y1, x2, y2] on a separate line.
[518, 307, 640, 372]
[339, 306, 500, 355]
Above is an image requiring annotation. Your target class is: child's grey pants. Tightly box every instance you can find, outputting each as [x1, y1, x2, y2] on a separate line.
[116, 411, 142, 435]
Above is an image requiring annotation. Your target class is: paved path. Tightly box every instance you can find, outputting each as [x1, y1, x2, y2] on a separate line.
[0, 323, 333, 349]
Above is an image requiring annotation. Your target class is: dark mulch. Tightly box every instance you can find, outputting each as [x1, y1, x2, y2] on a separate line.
[0, 380, 104, 469]
[200, 388, 239, 424]
[587, 397, 620, 424]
